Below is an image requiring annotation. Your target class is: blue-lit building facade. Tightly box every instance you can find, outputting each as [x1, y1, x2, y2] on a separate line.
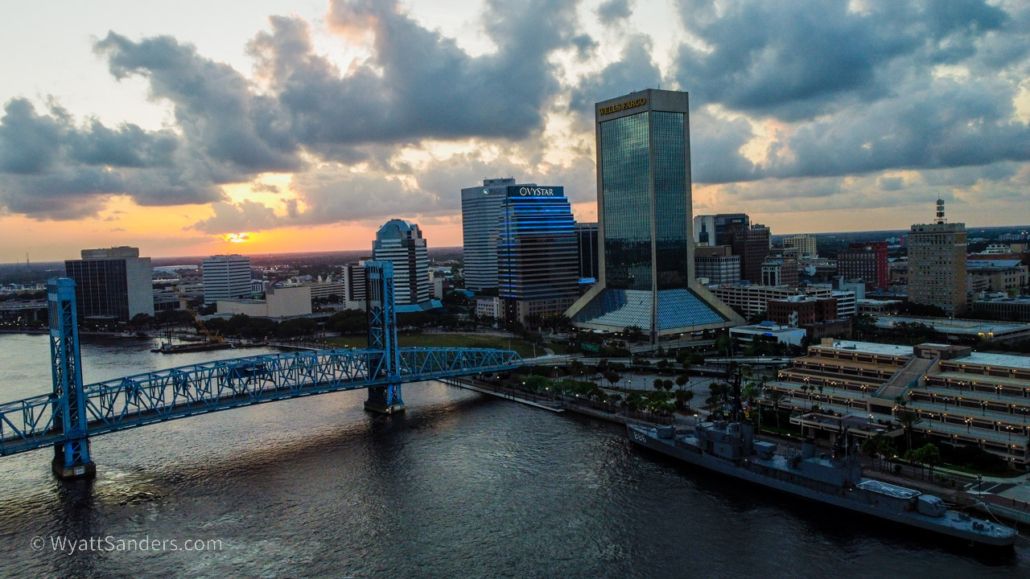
[497, 185, 579, 325]
[565, 89, 743, 341]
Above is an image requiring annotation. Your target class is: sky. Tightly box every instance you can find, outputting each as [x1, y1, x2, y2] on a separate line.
[1, 0, 1029, 262]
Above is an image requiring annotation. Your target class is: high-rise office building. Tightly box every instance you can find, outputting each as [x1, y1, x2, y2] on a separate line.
[575, 222, 600, 283]
[838, 241, 889, 290]
[64, 246, 154, 322]
[201, 254, 252, 305]
[461, 178, 517, 293]
[566, 89, 743, 340]
[907, 200, 967, 316]
[496, 185, 579, 324]
[373, 220, 430, 306]
[725, 221, 771, 284]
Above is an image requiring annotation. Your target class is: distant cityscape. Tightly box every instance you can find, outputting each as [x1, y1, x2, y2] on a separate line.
[2, 88, 1030, 474]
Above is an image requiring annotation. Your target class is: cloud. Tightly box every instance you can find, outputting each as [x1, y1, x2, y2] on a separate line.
[95, 32, 303, 175]
[569, 35, 662, 118]
[191, 199, 281, 234]
[241, 0, 579, 155]
[672, 0, 1010, 119]
[597, 0, 632, 25]
[0, 98, 225, 219]
[252, 182, 281, 194]
[4, 0, 1030, 230]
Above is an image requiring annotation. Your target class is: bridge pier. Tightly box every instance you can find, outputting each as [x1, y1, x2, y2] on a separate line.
[52, 438, 96, 480]
[364, 384, 405, 414]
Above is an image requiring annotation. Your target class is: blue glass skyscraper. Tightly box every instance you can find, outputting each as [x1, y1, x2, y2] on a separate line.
[566, 89, 743, 341]
[497, 185, 579, 324]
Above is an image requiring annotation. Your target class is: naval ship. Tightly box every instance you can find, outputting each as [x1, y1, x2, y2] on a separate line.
[627, 375, 1017, 547]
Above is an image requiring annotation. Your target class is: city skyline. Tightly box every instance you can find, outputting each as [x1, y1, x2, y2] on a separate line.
[3, 0, 1030, 262]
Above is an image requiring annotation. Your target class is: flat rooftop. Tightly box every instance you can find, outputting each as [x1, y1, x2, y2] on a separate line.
[812, 340, 914, 357]
[959, 352, 1030, 370]
[875, 315, 1030, 336]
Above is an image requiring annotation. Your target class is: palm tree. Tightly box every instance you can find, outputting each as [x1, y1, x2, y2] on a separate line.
[742, 380, 763, 430]
[768, 390, 786, 429]
[896, 403, 922, 451]
[875, 436, 897, 471]
[861, 436, 880, 470]
[675, 374, 689, 389]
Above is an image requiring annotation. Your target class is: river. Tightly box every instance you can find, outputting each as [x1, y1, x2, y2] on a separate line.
[0, 333, 1026, 578]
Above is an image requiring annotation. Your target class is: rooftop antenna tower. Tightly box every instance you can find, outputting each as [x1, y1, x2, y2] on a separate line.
[935, 198, 946, 225]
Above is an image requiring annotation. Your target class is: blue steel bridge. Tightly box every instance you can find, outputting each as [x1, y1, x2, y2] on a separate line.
[0, 262, 524, 479]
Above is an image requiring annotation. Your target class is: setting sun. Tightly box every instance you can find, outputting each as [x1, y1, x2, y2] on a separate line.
[226, 233, 250, 243]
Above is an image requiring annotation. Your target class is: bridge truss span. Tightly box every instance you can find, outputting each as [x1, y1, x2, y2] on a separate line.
[0, 346, 522, 458]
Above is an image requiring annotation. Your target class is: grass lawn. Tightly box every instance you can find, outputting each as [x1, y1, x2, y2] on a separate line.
[326, 333, 541, 359]
[934, 463, 1026, 479]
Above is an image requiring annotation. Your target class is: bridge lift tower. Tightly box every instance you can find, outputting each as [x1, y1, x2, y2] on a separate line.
[363, 261, 404, 414]
[48, 278, 96, 479]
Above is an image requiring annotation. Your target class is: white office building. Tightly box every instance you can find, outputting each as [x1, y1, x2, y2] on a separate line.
[202, 255, 252, 305]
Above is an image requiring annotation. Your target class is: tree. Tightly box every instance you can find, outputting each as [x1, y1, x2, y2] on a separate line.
[919, 443, 942, 479]
[603, 371, 621, 389]
[768, 390, 786, 429]
[904, 448, 927, 479]
[662, 379, 674, 393]
[876, 436, 897, 470]
[675, 374, 689, 389]
[675, 389, 695, 411]
[129, 313, 154, 329]
[895, 398, 923, 450]
[653, 378, 664, 391]
[623, 325, 644, 342]
[569, 360, 587, 377]
[742, 380, 763, 429]
[861, 437, 880, 470]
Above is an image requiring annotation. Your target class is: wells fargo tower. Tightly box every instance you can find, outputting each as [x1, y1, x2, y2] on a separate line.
[565, 89, 742, 342]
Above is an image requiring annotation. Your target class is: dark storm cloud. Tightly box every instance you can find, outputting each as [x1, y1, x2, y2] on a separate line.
[569, 35, 662, 115]
[764, 76, 1030, 180]
[671, 0, 1030, 187]
[570, 34, 598, 60]
[673, 0, 1009, 119]
[95, 32, 303, 175]
[0, 98, 224, 219]
[2, 0, 582, 221]
[597, 0, 632, 25]
[240, 0, 578, 154]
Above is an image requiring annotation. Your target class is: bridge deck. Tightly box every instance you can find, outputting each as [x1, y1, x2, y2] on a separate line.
[0, 347, 523, 457]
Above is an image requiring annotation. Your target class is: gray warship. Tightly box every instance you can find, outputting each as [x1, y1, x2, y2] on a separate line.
[629, 366, 1017, 549]
[628, 419, 1017, 547]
